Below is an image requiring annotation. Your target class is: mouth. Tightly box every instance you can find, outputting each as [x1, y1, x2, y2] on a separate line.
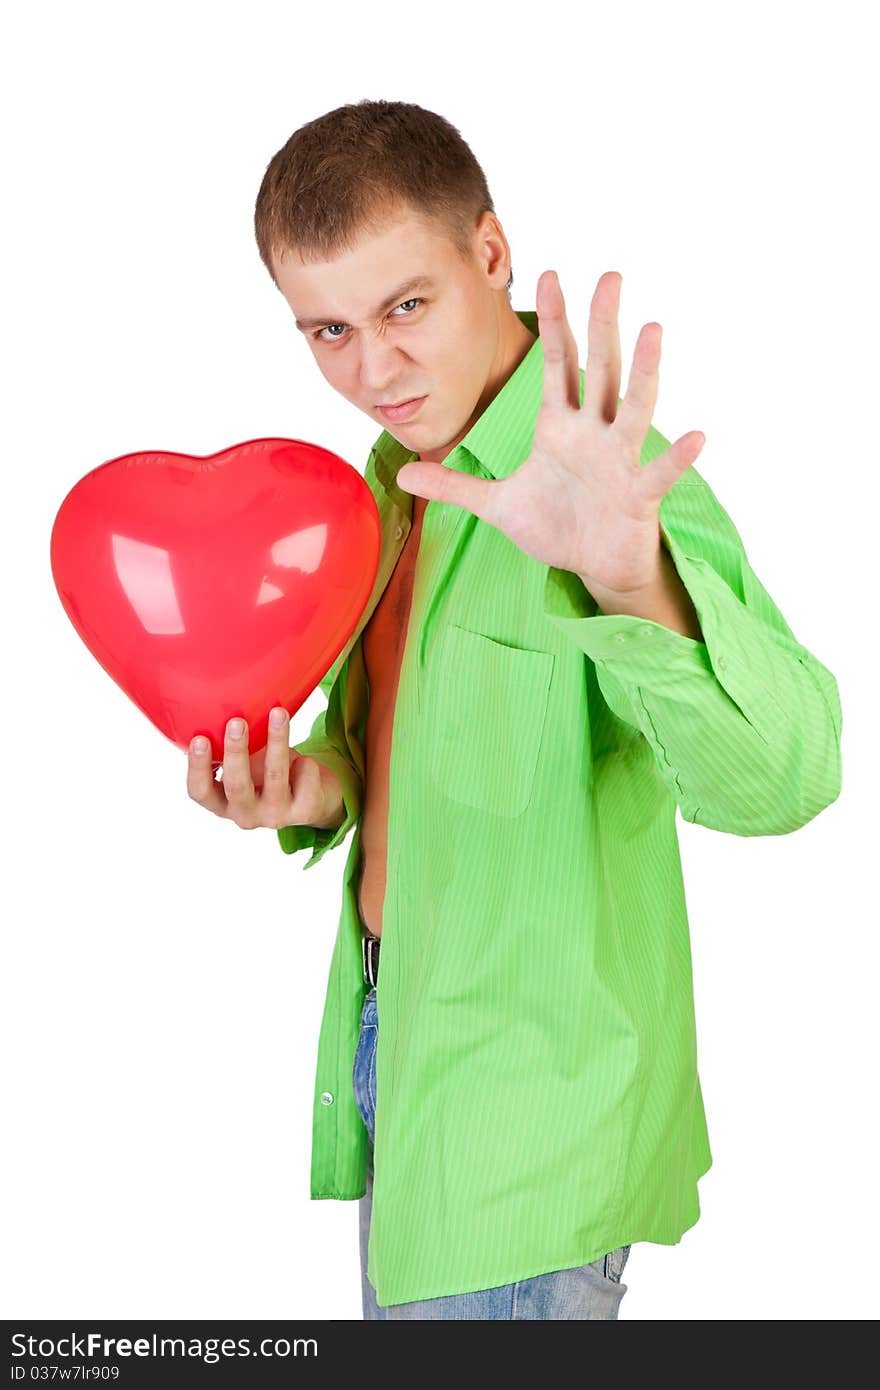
[377, 394, 427, 423]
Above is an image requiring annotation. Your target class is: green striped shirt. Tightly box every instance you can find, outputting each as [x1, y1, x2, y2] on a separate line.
[278, 308, 843, 1306]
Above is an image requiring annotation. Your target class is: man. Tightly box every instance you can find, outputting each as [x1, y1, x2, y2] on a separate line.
[188, 100, 842, 1318]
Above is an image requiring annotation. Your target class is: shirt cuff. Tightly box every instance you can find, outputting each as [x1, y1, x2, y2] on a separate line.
[542, 516, 788, 746]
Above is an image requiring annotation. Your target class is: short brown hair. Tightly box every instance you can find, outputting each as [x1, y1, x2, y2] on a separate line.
[254, 99, 514, 295]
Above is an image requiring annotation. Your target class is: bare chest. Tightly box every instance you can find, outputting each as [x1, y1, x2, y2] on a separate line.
[362, 501, 426, 693]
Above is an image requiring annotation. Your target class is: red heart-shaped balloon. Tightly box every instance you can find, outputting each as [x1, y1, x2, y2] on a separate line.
[50, 437, 381, 760]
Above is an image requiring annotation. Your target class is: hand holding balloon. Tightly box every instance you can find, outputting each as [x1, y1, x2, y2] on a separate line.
[186, 706, 344, 832]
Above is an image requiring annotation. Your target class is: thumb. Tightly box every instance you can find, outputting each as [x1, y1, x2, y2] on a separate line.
[396, 461, 496, 523]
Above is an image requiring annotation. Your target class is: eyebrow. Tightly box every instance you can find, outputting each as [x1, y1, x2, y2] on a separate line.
[294, 275, 437, 332]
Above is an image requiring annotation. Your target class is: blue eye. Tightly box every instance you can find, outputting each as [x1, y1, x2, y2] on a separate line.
[313, 323, 346, 342]
[312, 297, 423, 344]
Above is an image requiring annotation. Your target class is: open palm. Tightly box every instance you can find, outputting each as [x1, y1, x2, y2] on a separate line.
[396, 270, 706, 597]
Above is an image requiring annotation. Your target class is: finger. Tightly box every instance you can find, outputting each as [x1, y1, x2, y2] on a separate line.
[640, 431, 707, 504]
[186, 734, 228, 816]
[536, 269, 581, 411]
[581, 271, 622, 424]
[260, 706, 291, 820]
[395, 460, 499, 527]
[219, 716, 259, 825]
[613, 321, 663, 454]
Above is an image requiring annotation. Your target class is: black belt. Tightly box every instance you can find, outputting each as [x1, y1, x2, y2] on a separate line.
[362, 932, 381, 987]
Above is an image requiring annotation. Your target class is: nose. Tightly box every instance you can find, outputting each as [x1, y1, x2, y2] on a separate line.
[358, 339, 413, 398]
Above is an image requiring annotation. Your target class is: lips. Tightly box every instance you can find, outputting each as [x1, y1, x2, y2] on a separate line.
[378, 395, 427, 423]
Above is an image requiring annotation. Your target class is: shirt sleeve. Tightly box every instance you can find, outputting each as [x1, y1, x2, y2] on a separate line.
[542, 422, 843, 836]
[276, 650, 364, 869]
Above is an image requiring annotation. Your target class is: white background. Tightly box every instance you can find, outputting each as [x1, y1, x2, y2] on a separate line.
[3, 0, 876, 1321]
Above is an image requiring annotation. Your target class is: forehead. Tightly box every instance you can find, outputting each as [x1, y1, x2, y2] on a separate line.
[273, 210, 459, 324]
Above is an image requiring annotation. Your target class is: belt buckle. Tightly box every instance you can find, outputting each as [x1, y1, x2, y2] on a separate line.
[362, 932, 379, 987]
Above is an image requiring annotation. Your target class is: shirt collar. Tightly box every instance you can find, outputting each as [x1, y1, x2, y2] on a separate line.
[370, 308, 543, 512]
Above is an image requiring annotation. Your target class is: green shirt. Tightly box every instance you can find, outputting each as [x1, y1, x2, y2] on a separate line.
[277, 308, 843, 1306]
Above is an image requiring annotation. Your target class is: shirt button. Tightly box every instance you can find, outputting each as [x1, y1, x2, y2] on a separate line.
[717, 656, 728, 670]
[394, 525, 403, 540]
[613, 632, 627, 643]
[638, 624, 654, 637]
[319, 1091, 334, 1106]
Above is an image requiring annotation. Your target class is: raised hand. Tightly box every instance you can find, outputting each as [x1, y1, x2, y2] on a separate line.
[395, 269, 706, 599]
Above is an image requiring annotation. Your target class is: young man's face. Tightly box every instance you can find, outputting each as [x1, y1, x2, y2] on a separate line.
[271, 204, 535, 465]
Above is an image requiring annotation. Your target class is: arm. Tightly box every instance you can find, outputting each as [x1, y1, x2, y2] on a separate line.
[542, 423, 843, 835]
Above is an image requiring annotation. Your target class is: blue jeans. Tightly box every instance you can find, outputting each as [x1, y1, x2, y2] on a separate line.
[353, 985, 632, 1319]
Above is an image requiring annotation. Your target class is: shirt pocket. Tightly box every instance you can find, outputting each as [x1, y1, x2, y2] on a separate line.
[428, 623, 555, 818]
